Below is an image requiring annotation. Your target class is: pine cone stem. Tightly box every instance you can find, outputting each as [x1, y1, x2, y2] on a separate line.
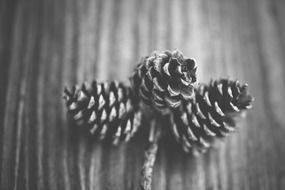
[140, 119, 161, 190]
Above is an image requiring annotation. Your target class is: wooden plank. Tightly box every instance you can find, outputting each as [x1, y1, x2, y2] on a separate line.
[1, 0, 285, 189]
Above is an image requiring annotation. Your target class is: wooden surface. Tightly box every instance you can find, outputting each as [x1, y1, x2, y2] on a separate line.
[1, 0, 285, 189]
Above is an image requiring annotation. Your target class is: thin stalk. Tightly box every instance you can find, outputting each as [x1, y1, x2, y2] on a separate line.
[140, 119, 161, 190]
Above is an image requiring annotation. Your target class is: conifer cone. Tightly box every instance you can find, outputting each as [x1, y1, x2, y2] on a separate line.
[170, 78, 254, 155]
[63, 80, 142, 145]
[130, 50, 197, 113]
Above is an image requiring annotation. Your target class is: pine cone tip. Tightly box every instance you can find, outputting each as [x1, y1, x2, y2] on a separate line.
[236, 83, 254, 109]
[130, 50, 198, 112]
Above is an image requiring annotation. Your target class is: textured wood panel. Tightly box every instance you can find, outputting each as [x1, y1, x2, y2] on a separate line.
[1, 0, 285, 189]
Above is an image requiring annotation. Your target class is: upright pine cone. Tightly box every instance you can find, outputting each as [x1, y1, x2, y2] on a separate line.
[130, 50, 197, 113]
[170, 78, 254, 155]
[63, 80, 142, 145]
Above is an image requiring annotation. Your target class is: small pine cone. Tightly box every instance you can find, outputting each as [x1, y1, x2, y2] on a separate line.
[130, 50, 197, 113]
[170, 78, 254, 155]
[63, 80, 142, 145]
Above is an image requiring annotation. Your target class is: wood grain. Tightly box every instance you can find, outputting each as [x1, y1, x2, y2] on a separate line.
[1, 0, 285, 189]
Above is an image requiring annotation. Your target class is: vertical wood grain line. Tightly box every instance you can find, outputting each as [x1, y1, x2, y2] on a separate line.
[86, 6, 104, 190]
[108, 0, 122, 80]
[75, 0, 91, 189]
[60, 0, 80, 189]
[96, 0, 116, 81]
[0, 2, 26, 188]
[52, 0, 72, 189]
[100, 0, 130, 189]
[148, 0, 158, 51]
[0, 0, 18, 162]
[58, 3, 72, 190]
[251, 2, 285, 188]
[66, 0, 83, 189]
[13, 4, 41, 188]
[109, 0, 132, 188]
[23, 17, 42, 189]
[41, 1, 64, 188]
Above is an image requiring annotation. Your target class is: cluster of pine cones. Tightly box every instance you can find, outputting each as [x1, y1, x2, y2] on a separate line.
[63, 50, 254, 154]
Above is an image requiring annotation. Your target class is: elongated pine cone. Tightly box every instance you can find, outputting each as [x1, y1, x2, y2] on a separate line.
[170, 78, 254, 155]
[130, 50, 197, 113]
[63, 81, 142, 145]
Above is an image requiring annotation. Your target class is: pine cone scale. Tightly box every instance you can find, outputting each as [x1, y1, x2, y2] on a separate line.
[63, 50, 254, 160]
[130, 50, 197, 112]
[170, 78, 254, 154]
[63, 80, 142, 144]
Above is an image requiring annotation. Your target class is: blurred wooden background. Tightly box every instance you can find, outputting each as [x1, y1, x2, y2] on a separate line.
[1, 0, 285, 189]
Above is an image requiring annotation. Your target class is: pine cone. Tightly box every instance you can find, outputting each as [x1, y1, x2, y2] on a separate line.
[63, 80, 142, 145]
[130, 50, 197, 113]
[170, 78, 254, 155]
